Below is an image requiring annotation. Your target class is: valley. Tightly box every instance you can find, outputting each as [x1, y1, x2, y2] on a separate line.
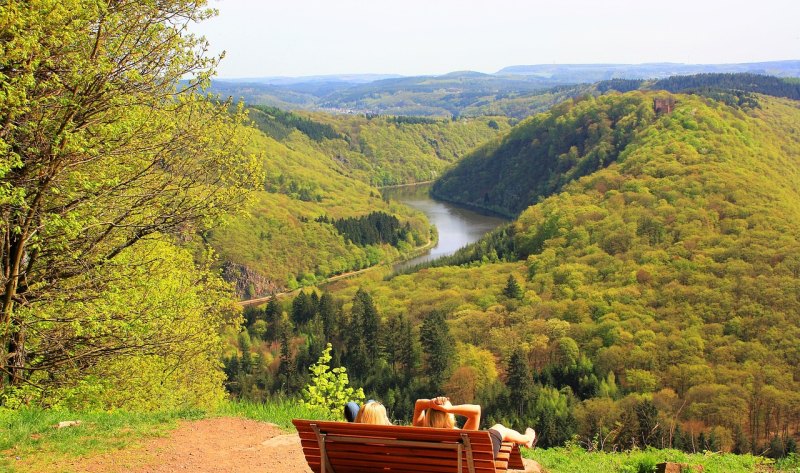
[3, 2, 800, 471]
[229, 88, 800, 460]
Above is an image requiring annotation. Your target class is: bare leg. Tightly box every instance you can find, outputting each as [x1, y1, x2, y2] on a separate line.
[489, 424, 537, 448]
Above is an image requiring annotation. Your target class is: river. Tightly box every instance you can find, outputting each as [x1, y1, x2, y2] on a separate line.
[382, 183, 509, 271]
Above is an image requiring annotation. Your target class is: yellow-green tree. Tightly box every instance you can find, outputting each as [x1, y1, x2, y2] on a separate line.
[302, 343, 365, 417]
[0, 0, 260, 399]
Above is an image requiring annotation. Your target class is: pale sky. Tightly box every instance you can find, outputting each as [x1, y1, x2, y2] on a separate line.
[191, 0, 800, 78]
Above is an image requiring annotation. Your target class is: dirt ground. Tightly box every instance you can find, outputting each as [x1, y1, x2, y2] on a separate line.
[75, 417, 312, 473]
[70, 417, 541, 473]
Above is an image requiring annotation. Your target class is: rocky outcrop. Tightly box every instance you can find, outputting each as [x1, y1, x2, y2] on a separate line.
[221, 262, 283, 299]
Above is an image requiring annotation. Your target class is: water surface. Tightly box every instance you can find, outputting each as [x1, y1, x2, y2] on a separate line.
[382, 183, 508, 271]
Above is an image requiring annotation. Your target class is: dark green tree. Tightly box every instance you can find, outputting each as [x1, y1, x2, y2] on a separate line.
[277, 325, 295, 393]
[420, 310, 455, 390]
[238, 331, 253, 374]
[506, 349, 532, 417]
[344, 288, 381, 380]
[291, 290, 317, 327]
[635, 399, 660, 447]
[503, 274, 524, 299]
[352, 288, 381, 359]
[318, 292, 338, 341]
[384, 313, 419, 379]
[264, 298, 282, 341]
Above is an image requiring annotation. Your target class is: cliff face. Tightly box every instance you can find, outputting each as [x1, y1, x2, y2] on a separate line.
[222, 262, 282, 299]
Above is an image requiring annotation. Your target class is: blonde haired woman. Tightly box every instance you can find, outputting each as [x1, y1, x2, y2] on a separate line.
[413, 396, 536, 459]
[354, 400, 392, 425]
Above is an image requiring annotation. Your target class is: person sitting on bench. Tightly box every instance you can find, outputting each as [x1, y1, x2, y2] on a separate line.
[355, 399, 392, 425]
[413, 396, 536, 459]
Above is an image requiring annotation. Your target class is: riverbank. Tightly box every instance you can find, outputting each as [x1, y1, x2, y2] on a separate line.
[240, 181, 507, 307]
[377, 179, 435, 189]
[239, 237, 437, 307]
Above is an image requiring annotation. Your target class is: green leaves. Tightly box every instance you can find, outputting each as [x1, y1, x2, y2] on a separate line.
[302, 343, 364, 417]
[0, 0, 259, 405]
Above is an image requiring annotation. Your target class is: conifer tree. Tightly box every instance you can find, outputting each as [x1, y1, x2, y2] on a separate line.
[265, 298, 282, 341]
[344, 288, 383, 380]
[420, 310, 455, 390]
[506, 349, 532, 417]
[292, 291, 317, 327]
[385, 313, 419, 379]
[503, 274, 523, 299]
[277, 325, 294, 393]
[318, 292, 338, 341]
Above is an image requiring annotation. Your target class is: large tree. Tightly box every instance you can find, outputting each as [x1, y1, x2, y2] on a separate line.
[420, 309, 455, 390]
[0, 0, 260, 393]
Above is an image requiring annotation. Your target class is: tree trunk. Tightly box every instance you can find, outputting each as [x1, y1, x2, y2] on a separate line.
[1, 232, 27, 389]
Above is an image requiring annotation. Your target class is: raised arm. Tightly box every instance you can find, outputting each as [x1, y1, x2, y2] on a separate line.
[415, 397, 482, 430]
[439, 402, 481, 430]
[413, 398, 436, 426]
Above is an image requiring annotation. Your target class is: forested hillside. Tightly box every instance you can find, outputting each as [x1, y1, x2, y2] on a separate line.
[204, 127, 429, 298]
[433, 77, 800, 216]
[238, 92, 800, 457]
[206, 107, 509, 297]
[250, 106, 511, 186]
[432, 92, 659, 216]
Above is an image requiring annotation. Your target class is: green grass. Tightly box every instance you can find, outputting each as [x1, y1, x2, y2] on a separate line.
[0, 407, 205, 472]
[0, 398, 330, 472]
[215, 398, 338, 431]
[4, 401, 797, 473]
[527, 445, 797, 473]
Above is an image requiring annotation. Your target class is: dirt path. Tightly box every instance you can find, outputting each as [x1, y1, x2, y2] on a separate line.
[72, 417, 541, 473]
[76, 417, 312, 473]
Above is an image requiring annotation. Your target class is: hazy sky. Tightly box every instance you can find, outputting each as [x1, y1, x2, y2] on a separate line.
[192, 0, 800, 78]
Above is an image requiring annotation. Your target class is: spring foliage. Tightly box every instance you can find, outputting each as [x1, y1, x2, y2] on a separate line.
[318, 92, 800, 453]
[302, 343, 364, 417]
[0, 0, 259, 408]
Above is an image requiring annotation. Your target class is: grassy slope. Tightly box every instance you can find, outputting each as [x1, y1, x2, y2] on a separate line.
[0, 401, 333, 473]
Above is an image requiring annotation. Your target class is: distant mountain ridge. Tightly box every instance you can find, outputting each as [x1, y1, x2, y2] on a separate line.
[497, 60, 800, 81]
[218, 73, 405, 85]
[208, 61, 800, 117]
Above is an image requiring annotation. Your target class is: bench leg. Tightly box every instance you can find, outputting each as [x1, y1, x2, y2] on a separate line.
[311, 423, 335, 473]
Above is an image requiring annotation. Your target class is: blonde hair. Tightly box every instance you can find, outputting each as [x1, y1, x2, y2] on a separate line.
[355, 401, 392, 425]
[424, 401, 456, 429]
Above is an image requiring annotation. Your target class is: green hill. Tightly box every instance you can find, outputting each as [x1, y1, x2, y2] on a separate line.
[432, 92, 659, 216]
[206, 108, 509, 297]
[319, 92, 800, 453]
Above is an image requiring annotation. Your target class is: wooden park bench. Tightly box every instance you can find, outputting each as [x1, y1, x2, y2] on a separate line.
[293, 419, 526, 473]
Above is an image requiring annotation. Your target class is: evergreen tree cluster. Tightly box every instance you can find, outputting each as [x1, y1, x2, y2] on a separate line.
[249, 105, 341, 142]
[318, 212, 411, 247]
[396, 224, 517, 275]
[596, 79, 645, 93]
[652, 73, 800, 100]
[387, 116, 442, 125]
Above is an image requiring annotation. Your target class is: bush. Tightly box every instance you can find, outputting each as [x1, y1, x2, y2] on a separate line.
[301, 344, 365, 417]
